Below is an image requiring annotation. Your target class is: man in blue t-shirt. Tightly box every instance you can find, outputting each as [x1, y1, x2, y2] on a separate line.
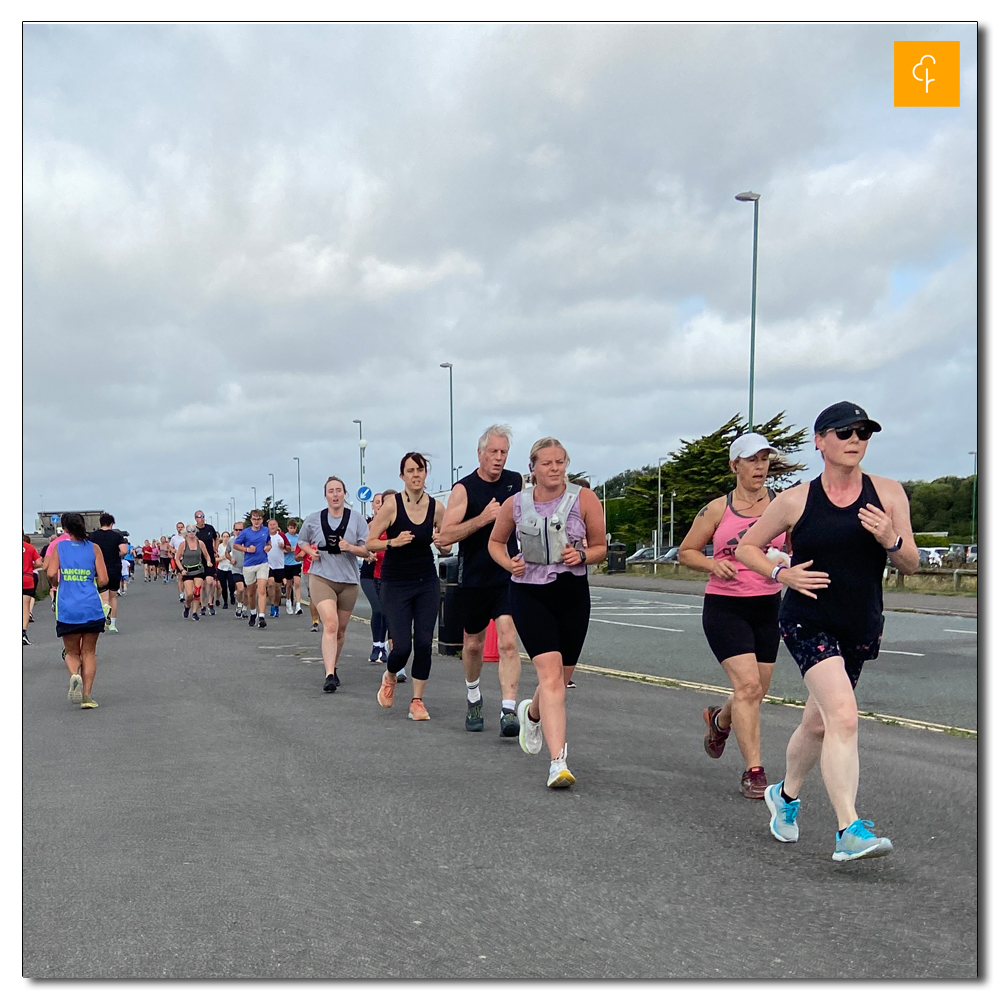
[232, 509, 272, 629]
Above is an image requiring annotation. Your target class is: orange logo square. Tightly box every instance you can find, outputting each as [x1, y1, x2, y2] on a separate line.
[894, 41, 960, 107]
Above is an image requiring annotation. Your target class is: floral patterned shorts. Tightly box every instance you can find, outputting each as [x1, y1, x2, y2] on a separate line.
[778, 619, 883, 689]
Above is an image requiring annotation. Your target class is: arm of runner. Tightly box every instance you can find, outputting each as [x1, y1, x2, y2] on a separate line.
[736, 489, 829, 598]
[43, 544, 60, 583]
[365, 497, 396, 552]
[337, 517, 368, 559]
[678, 497, 731, 578]
[560, 488, 606, 567]
[93, 544, 109, 591]
[488, 497, 525, 577]
[118, 541, 128, 557]
[431, 497, 453, 554]
[200, 542, 212, 566]
[435, 484, 499, 546]
[865, 477, 919, 575]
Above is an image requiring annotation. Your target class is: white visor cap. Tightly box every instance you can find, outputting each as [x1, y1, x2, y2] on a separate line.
[730, 433, 778, 462]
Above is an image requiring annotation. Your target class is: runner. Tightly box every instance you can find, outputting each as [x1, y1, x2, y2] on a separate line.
[150, 539, 160, 581]
[170, 522, 186, 602]
[216, 531, 236, 610]
[366, 454, 451, 719]
[735, 401, 918, 862]
[141, 539, 153, 581]
[23, 533, 42, 645]
[119, 549, 130, 595]
[678, 432, 787, 798]
[487, 437, 607, 788]
[360, 495, 387, 663]
[88, 513, 128, 634]
[437, 424, 523, 736]
[232, 510, 271, 628]
[230, 520, 247, 617]
[43, 512, 108, 709]
[297, 477, 371, 692]
[372, 490, 405, 679]
[177, 525, 212, 621]
[294, 539, 321, 632]
[283, 518, 303, 616]
[265, 519, 289, 617]
[158, 536, 172, 582]
[194, 511, 219, 614]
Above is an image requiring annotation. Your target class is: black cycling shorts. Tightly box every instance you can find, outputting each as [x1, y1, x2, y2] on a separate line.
[701, 593, 781, 664]
[269, 566, 286, 582]
[283, 564, 301, 578]
[508, 572, 590, 665]
[779, 618, 883, 690]
[459, 584, 510, 635]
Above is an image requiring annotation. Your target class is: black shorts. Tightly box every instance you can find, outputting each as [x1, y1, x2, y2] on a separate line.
[508, 572, 590, 665]
[283, 564, 301, 578]
[99, 573, 122, 594]
[56, 618, 105, 638]
[159, 558, 171, 569]
[23, 587, 36, 599]
[459, 584, 510, 635]
[203, 565, 216, 578]
[778, 618, 884, 689]
[183, 573, 205, 583]
[269, 567, 285, 581]
[701, 593, 781, 664]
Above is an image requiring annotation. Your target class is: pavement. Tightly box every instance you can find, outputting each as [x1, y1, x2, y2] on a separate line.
[22, 581, 977, 979]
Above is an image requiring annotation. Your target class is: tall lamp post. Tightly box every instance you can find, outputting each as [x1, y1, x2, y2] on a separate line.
[656, 456, 670, 558]
[735, 190, 761, 430]
[440, 362, 454, 485]
[252, 486, 257, 511]
[293, 457, 301, 518]
[669, 490, 677, 548]
[353, 420, 367, 516]
[268, 473, 275, 516]
[231, 497, 237, 525]
[969, 451, 977, 545]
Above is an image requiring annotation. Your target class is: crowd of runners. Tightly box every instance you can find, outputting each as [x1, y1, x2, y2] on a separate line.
[24, 400, 919, 862]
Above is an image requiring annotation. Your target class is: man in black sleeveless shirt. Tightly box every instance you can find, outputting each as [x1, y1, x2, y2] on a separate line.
[438, 424, 524, 736]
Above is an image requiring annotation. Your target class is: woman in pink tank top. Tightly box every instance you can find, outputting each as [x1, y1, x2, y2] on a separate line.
[678, 433, 788, 800]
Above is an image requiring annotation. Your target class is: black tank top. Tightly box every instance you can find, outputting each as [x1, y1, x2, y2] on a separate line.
[780, 474, 886, 643]
[457, 468, 522, 588]
[381, 495, 437, 582]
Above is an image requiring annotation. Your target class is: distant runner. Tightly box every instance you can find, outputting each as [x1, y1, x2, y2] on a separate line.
[88, 513, 128, 634]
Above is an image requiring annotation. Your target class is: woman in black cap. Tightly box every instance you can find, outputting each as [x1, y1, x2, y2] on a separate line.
[736, 401, 918, 863]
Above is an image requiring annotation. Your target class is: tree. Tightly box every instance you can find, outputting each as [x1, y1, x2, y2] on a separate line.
[242, 496, 292, 531]
[901, 476, 976, 538]
[602, 413, 808, 550]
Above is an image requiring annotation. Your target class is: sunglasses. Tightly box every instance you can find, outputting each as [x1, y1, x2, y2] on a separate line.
[832, 425, 873, 441]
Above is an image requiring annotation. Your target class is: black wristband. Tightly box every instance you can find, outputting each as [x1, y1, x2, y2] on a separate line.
[885, 535, 903, 553]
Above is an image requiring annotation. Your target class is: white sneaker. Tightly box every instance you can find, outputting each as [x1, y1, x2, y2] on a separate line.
[285, 600, 293, 614]
[517, 699, 543, 755]
[547, 748, 576, 788]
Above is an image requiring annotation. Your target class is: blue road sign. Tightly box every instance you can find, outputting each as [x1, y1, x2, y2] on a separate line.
[357, 486, 373, 502]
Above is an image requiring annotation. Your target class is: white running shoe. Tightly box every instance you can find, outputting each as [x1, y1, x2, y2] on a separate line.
[68, 673, 83, 704]
[547, 748, 576, 789]
[517, 699, 543, 755]
[285, 600, 293, 614]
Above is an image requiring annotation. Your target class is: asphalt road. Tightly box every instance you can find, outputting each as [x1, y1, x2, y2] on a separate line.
[23, 580, 977, 979]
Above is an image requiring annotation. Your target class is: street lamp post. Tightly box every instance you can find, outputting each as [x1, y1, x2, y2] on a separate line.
[669, 490, 677, 548]
[735, 190, 761, 430]
[353, 420, 366, 516]
[252, 486, 257, 510]
[440, 362, 454, 485]
[269, 473, 275, 515]
[231, 497, 237, 525]
[969, 451, 977, 544]
[656, 455, 670, 559]
[293, 457, 301, 518]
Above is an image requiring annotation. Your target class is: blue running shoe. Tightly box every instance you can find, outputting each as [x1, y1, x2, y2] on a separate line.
[832, 819, 893, 862]
[764, 782, 800, 843]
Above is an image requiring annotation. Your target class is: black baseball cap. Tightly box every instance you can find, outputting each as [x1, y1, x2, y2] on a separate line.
[814, 401, 882, 435]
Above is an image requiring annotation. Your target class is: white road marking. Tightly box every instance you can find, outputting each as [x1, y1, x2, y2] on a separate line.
[588, 612, 700, 617]
[943, 629, 977, 635]
[589, 618, 684, 633]
[880, 650, 925, 657]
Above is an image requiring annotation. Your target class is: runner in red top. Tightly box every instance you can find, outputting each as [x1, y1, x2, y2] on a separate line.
[23, 534, 41, 645]
[141, 541, 154, 582]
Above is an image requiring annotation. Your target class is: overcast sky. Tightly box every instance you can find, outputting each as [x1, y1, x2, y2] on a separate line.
[22, 22, 978, 539]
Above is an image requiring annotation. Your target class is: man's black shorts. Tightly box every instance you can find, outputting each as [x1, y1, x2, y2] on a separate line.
[284, 564, 301, 578]
[459, 584, 511, 636]
[269, 566, 286, 582]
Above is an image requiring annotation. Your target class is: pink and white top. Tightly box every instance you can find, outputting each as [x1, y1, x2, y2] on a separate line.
[704, 495, 786, 598]
[511, 489, 587, 586]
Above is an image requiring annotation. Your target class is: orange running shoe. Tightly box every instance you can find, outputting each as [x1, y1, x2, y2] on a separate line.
[407, 697, 430, 721]
[377, 671, 396, 708]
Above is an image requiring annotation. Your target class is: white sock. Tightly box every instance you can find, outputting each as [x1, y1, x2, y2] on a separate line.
[296, 602, 301, 611]
[501, 699, 516, 713]
[466, 681, 481, 704]
[110, 618, 116, 627]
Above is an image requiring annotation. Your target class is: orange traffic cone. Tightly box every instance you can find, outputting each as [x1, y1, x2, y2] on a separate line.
[483, 619, 499, 663]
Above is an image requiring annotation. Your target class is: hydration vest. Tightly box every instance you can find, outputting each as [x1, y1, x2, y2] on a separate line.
[516, 483, 582, 565]
[319, 509, 351, 552]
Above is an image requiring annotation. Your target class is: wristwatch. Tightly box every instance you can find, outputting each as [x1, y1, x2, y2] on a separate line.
[885, 535, 903, 552]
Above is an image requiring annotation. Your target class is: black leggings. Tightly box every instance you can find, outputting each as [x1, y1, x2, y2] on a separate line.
[360, 576, 387, 644]
[379, 575, 438, 681]
[216, 569, 236, 603]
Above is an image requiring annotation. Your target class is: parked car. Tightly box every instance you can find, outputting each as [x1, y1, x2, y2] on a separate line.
[655, 546, 681, 564]
[966, 545, 977, 563]
[626, 546, 656, 564]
